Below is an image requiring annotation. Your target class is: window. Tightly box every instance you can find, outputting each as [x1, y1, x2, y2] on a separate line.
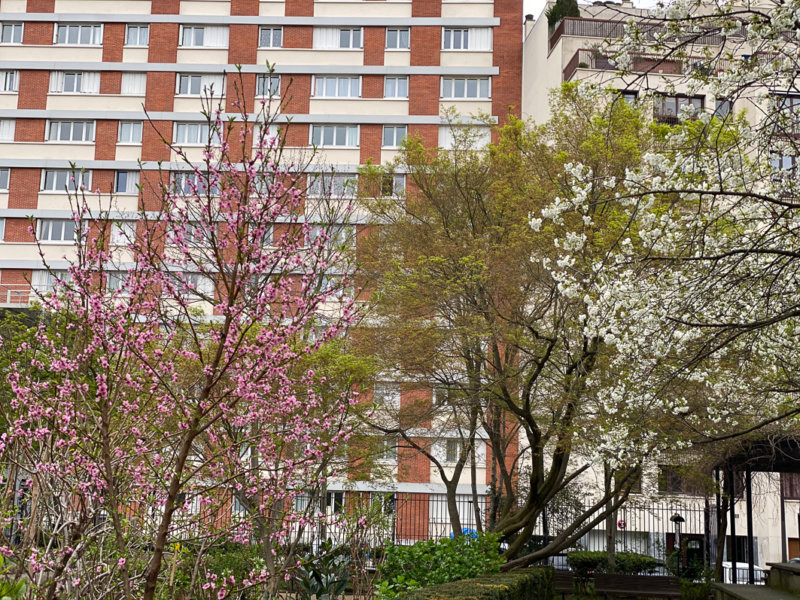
[325, 491, 344, 514]
[441, 77, 491, 99]
[373, 383, 400, 409]
[118, 121, 143, 144]
[442, 27, 492, 51]
[106, 271, 127, 292]
[46, 121, 95, 142]
[308, 172, 358, 198]
[311, 124, 359, 147]
[382, 173, 406, 197]
[121, 72, 146, 95]
[314, 76, 360, 98]
[50, 71, 100, 94]
[177, 73, 225, 96]
[382, 125, 407, 148]
[115, 171, 140, 194]
[439, 125, 491, 150]
[620, 90, 638, 104]
[0, 218, 4, 242]
[0, 168, 8, 190]
[377, 438, 398, 463]
[255, 74, 280, 97]
[654, 95, 704, 124]
[174, 122, 211, 145]
[177, 272, 215, 297]
[125, 24, 149, 46]
[771, 152, 797, 174]
[310, 225, 355, 250]
[782, 473, 800, 500]
[386, 27, 409, 49]
[55, 24, 102, 45]
[259, 26, 282, 48]
[714, 98, 732, 118]
[172, 172, 217, 196]
[384, 76, 408, 99]
[0, 119, 14, 141]
[313, 27, 362, 49]
[38, 219, 76, 243]
[41, 169, 91, 191]
[776, 94, 800, 134]
[445, 439, 459, 463]
[110, 221, 135, 245]
[1, 23, 23, 44]
[179, 25, 228, 48]
[657, 465, 704, 496]
[371, 492, 396, 515]
[32, 270, 69, 294]
[434, 386, 456, 406]
[0, 71, 17, 93]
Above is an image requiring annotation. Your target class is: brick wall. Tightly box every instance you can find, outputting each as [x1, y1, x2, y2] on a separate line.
[140, 120, 172, 162]
[8, 169, 40, 209]
[360, 124, 382, 164]
[102, 23, 124, 62]
[282, 74, 311, 114]
[410, 27, 440, 66]
[16, 71, 49, 110]
[14, 118, 45, 142]
[283, 26, 312, 49]
[396, 493, 431, 540]
[23, 21, 52, 44]
[228, 25, 258, 64]
[148, 23, 178, 63]
[92, 170, 115, 194]
[493, 0, 524, 122]
[100, 72, 122, 95]
[3, 219, 35, 243]
[398, 439, 431, 483]
[285, 0, 314, 16]
[230, 0, 259, 15]
[26, 0, 54, 12]
[409, 75, 440, 115]
[150, 0, 180, 14]
[411, 0, 441, 17]
[362, 75, 383, 99]
[144, 72, 176, 112]
[226, 73, 256, 113]
[94, 121, 118, 161]
[139, 170, 169, 211]
[408, 124, 438, 149]
[363, 27, 385, 66]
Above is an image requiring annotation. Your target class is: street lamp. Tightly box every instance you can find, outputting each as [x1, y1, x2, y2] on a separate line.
[670, 513, 685, 577]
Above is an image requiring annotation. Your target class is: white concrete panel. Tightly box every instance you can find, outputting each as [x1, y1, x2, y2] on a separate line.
[115, 146, 143, 161]
[258, 1, 285, 17]
[0, 142, 94, 161]
[176, 49, 229, 65]
[439, 100, 492, 116]
[0, 95, 17, 111]
[2, 46, 103, 62]
[310, 148, 361, 165]
[180, 1, 230, 15]
[441, 3, 494, 18]
[0, 0, 26, 11]
[309, 98, 409, 116]
[384, 51, 411, 67]
[173, 97, 208, 113]
[0, 193, 8, 210]
[258, 49, 364, 66]
[122, 48, 149, 64]
[47, 94, 145, 112]
[315, 1, 411, 18]
[440, 51, 493, 68]
[54, 0, 151, 12]
[2, 243, 78, 263]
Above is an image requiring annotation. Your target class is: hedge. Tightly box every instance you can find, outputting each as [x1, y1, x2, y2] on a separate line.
[394, 567, 553, 600]
[566, 551, 658, 576]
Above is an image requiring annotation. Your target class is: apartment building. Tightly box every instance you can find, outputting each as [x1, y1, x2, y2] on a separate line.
[0, 0, 523, 543]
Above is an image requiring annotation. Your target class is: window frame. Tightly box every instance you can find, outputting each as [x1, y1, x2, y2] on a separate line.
[0, 71, 17, 93]
[45, 120, 96, 143]
[384, 76, 409, 99]
[653, 94, 705, 123]
[382, 125, 408, 148]
[0, 168, 9, 191]
[258, 26, 282, 48]
[118, 121, 143, 144]
[313, 75, 361, 98]
[442, 28, 469, 50]
[310, 124, 360, 148]
[174, 122, 212, 146]
[0, 22, 23, 45]
[440, 76, 491, 100]
[338, 27, 363, 49]
[114, 171, 140, 194]
[54, 23, 102, 46]
[179, 25, 205, 47]
[38, 219, 77, 243]
[124, 24, 149, 47]
[255, 74, 281, 98]
[385, 27, 410, 50]
[41, 169, 91, 192]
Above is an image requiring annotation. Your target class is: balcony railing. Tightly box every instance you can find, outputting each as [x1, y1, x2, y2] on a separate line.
[549, 16, 737, 53]
[0, 284, 33, 307]
[563, 48, 719, 82]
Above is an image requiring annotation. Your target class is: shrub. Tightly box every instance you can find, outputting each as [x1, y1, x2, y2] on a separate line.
[376, 532, 505, 599]
[567, 550, 658, 576]
[394, 567, 553, 600]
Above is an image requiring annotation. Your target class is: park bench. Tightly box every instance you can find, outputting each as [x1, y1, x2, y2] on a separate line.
[594, 573, 681, 600]
[553, 570, 576, 599]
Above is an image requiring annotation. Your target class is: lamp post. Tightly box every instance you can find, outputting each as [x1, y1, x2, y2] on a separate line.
[670, 513, 685, 578]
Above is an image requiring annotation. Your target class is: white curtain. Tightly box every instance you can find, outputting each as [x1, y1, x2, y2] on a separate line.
[201, 74, 225, 94]
[0, 119, 14, 141]
[438, 125, 456, 149]
[313, 27, 339, 49]
[80, 72, 100, 93]
[49, 71, 65, 93]
[203, 26, 229, 48]
[469, 27, 493, 50]
[121, 72, 146, 95]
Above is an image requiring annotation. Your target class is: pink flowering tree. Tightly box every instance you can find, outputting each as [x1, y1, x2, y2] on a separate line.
[0, 75, 360, 599]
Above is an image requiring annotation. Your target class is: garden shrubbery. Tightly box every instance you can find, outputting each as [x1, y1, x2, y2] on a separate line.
[393, 567, 554, 600]
[375, 532, 505, 599]
[566, 550, 658, 576]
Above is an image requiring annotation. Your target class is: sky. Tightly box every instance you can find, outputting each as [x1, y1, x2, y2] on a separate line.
[523, 0, 659, 20]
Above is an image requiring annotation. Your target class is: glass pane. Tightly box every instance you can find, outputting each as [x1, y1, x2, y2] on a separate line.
[335, 126, 346, 146]
[323, 126, 334, 146]
[399, 77, 408, 97]
[442, 79, 452, 98]
[467, 79, 478, 98]
[352, 29, 361, 48]
[60, 122, 71, 140]
[141, 27, 149, 45]
[462, 30, 469, 49]
[454, 79, 465, 98]
[57, 27, 66, 44]
[387, 29, 397, 48]
[79, 26, 91, 44]
[182, 28, 191, 46]
[453, 30, 461, 49]
[194, 28, 204, 46]
[348, 126, 358, 146]
[48, 122, 58, 140]
[385, 78, 395, 97]
[479, 78, 489, 98]
[64, 222, 75, 241]
[383, 128, 393, 147]
[45, 171, 55, 190]
[67, 26, 78, 44]
[338, 78, 348, 96]
[74, 122, 85, 140]
[2, 26, 11, 44]
[188, 124, 199, 143]
[399, 29, 409, 48]
[444, 30, 451, 49]
[312, 126, 321, 146]
[75, 73, 82, 92]
[51, 221, 63, 240]
[133, 122, 142, 141]
[120, 123, 131, 141]
[340, 29, 349, 48]
[116, 172, 127, 192]
[326, 78, 336, 96]
[274, 28, 281, 47]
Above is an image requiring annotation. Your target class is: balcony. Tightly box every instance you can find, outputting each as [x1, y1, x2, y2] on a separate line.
[564, 48, 690, 82]
[549, 17, 734, 53]
[0, 283, 33, 308]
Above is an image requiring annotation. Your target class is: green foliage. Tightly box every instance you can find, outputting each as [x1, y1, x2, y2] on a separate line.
[376, 533, 505, 599]
[394, 567, 553, 600]
[296, 538, 351, 600]
[0, 555, 27, 600]
[680, 578, 713, 600]
[566, 550, 658, 576]
[545, 0, 580, 28]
